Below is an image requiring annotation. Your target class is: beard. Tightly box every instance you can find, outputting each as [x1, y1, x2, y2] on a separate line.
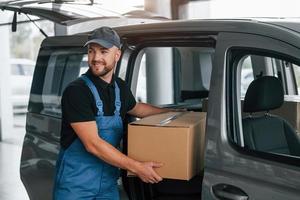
[90, 61, 115, 77]
[96, 66, 111, 77]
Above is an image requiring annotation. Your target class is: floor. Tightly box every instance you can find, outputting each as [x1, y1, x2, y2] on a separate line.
[0, 114, 29, 200]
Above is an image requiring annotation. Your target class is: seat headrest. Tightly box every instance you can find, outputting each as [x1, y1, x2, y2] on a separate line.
[243, 76, 284, 113]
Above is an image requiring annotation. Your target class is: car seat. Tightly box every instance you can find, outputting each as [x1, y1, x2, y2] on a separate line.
[242, 76, 300, 156]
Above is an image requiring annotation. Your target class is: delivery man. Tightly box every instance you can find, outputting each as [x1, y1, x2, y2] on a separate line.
[53, 26, 172, 200]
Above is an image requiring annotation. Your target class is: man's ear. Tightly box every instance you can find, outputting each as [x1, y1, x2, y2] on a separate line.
[115, 49, 121, 62]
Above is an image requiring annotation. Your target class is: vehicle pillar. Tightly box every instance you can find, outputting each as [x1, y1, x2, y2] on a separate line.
[144, 0, 174, 105]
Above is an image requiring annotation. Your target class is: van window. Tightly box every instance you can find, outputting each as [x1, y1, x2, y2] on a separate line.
[239, 55, 290, 97]
[28, 48, 88, 117]
[230, 50, 300, 162]
[133, 46, 213, 110]
[240, 56, 254, 97]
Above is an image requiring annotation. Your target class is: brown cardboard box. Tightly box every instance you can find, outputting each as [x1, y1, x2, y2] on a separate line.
[272, 95, 300, 132]
[204, 96, 300, 132]
[241, 95, 300, 132]
[128, 112, 206, 180]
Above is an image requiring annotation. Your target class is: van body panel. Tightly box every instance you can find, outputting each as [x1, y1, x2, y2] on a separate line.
[20, 113, 60, 200]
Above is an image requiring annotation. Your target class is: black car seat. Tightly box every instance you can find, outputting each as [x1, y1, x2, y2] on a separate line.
[242, 76, 300, 156]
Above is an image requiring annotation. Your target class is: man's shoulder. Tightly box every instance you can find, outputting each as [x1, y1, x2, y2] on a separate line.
[63, 77, 89, 97]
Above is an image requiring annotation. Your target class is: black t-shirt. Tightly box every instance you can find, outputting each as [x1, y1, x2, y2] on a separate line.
[60, 69, 136, 149]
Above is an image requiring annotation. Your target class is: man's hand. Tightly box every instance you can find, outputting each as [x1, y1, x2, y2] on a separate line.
[134, 161, 163, 184]
[128, 103, 170, 118]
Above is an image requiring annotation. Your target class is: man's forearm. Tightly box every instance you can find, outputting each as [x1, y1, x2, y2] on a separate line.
[87, 136, 163, 183]
[87, 137, 141, 173]
[71, 121, 140, 173]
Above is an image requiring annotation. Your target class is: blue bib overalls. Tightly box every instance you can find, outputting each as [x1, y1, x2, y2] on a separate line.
[53, 75, 123, 200]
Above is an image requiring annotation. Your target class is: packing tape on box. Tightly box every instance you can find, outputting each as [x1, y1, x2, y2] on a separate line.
[158, 112, 187, 126]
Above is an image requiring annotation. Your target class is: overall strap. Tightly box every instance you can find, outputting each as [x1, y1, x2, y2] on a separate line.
[114, 81, 121, 115]
[80, 75, 103, 116]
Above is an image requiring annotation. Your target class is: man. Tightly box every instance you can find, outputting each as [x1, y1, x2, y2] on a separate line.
[53, 27, 171, 200]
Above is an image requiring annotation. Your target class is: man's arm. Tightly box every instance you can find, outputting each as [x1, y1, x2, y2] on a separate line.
[128, 102, 170, 118]
[71, 121, 163, 184]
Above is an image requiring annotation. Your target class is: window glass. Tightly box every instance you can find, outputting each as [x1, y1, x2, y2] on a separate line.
[28, 48, 87, 117]
[79, 54, 89, 76]
[239, 55, 298, 97]
[240, 56, 254, 97]
[232, 52, 300, 159]
[134, 46, 213, 110]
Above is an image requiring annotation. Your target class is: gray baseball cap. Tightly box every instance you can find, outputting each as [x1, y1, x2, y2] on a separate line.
[84, 26, 121, 49]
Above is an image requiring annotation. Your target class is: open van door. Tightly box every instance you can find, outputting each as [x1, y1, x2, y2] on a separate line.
[202, 31, 300, 200]
[0, 0, 167, 35]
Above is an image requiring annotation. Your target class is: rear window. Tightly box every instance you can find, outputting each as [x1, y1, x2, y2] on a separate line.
[28, 48, 88, 117]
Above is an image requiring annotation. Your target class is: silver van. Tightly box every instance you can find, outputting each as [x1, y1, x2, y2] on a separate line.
[21, 19, 300, 200]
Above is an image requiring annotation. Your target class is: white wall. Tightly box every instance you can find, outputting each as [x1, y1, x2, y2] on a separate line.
[0, 12, 13, 141]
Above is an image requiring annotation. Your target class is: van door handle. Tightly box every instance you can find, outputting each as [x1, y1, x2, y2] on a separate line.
[212, 184, 249, 200]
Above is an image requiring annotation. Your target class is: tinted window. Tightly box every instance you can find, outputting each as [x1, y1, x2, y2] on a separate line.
[28, 48, 88, 117]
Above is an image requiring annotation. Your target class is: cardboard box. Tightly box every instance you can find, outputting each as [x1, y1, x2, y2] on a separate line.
[204, 96, 300, 132]
[241, 95, 300, 132]
[272, 95, 300, 132]
[128, 111, 206, 180]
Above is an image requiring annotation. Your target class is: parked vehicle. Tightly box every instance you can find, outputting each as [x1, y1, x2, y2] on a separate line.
[20, 19, 300, 200]
[10, 58, 35, 114]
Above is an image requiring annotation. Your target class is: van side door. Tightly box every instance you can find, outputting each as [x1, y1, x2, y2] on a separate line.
[203, 31, 300, 200]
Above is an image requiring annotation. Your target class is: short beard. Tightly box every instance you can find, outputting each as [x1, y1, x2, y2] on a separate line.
[89, 63, 115, 78]
[97, 66, 111, 77]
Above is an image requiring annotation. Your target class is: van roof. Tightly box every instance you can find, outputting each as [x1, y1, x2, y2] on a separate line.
[41, 18, 300, 48]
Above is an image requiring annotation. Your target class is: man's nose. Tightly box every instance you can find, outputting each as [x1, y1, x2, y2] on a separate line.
[93, 52, 103, 61]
